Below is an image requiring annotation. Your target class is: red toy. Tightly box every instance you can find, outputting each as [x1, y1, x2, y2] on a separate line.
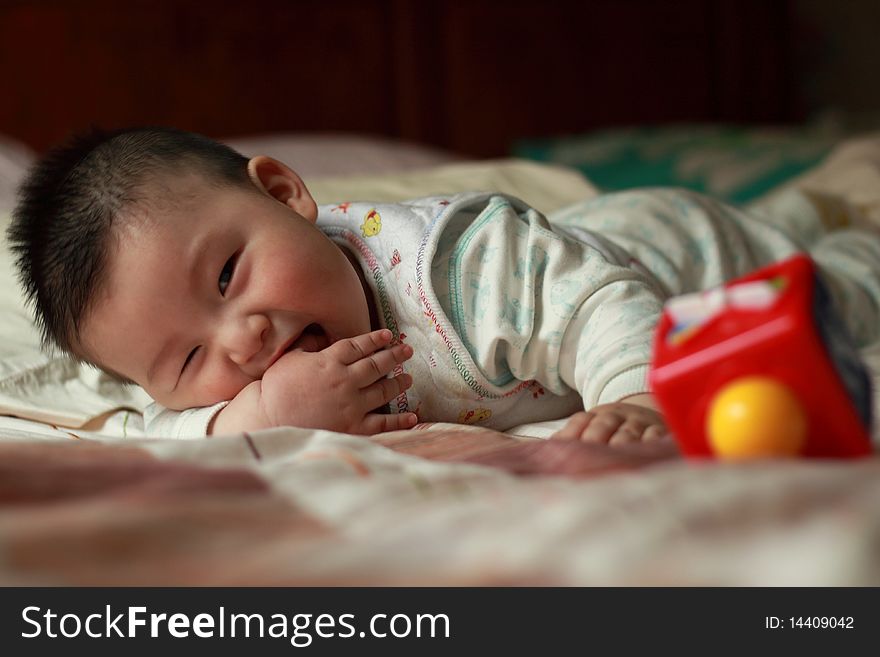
[649, 254, 873, 459]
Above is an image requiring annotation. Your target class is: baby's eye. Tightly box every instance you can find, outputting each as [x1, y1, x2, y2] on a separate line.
[182, 346, 199, 372]
[219, 254, 237, 295]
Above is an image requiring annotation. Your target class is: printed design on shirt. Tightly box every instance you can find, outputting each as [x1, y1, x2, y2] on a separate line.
[513, 245, 549, 283]
[647, 205, 707, 268]
[444, 199, 516, 387]
[324, 226, 408, 415]
[361, 209, 382, 237]
[544, 329, 564, 347]
[331, 202, 352, 215]
[390, 249, 405, 282]
[475, 243, 497, 264]
[549, 278, 583, 319]
[415, 197, 536, 400]
[500, 293, 530, 334]
[458, 407, 492, 424]
[467, 276, 491, 323]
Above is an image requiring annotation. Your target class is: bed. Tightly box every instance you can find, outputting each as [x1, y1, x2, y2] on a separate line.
[2, 127, 880, 586]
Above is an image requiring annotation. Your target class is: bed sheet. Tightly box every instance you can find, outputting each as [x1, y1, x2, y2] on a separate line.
[1, 423, 877, 585]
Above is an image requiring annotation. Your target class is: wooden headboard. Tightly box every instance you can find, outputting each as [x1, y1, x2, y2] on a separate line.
[0, 0, 799, 157]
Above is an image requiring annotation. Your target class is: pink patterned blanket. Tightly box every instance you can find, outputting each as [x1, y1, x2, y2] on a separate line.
[0, 427, 876, 585]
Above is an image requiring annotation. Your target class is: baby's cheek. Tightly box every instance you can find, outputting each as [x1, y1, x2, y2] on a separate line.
[200, 371, 254, 406]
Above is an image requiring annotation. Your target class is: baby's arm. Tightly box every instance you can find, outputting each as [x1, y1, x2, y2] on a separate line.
[437, 194, 669, 441]
[210, 328, 417, 435]
[543, 278, 669, 443]
[551, 393, 668, 443]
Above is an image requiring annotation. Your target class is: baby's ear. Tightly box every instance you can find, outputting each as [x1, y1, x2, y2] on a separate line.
[247, 156, 318, 222]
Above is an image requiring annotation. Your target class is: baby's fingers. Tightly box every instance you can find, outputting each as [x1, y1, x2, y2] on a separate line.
[330, 328, 394, 365]
[607, 419, 648, 445]
[580, 412, 626, 444]
[551, 412, 594, 440]
[362, 372, 413, 411]
[360, 411, 419, 435]
[349, 342, 414, 383]
[642, 424, 669, 442]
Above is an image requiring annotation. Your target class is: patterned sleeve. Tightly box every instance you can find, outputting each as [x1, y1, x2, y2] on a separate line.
[142, 401, 229, 438]
[447, 195, 663, 407]
[555, 277, 661, 405]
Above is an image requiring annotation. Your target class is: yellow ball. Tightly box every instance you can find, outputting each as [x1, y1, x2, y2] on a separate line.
[707, 377, 807, 459]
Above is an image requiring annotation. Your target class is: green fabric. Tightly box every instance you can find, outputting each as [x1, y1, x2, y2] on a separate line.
[513, 125, 838, 203]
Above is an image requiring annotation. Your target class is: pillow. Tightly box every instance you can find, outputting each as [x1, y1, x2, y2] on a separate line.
[0, 157, 596, 427]
[0, 210, 152, 427]
[225, 133, 460, 179]
[308, 158, 598, 214]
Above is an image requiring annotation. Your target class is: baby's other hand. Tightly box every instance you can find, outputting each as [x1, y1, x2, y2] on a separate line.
[551, 397, 667, 444]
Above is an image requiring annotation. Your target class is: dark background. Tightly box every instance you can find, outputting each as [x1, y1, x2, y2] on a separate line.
[1, 0, 878, 157]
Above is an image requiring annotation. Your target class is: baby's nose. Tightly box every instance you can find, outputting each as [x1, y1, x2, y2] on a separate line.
[223, 315, 270, 366]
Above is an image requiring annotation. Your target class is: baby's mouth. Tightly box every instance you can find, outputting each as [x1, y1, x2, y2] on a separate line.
[288, 323, 329, 353]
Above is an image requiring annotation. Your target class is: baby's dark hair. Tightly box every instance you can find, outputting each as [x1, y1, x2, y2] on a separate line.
[6, 126, 251, 367]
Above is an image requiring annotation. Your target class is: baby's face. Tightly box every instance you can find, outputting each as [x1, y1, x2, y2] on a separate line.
[80, 172, 372, 410]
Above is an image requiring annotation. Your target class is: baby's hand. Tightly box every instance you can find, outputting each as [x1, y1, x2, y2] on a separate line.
[259, 328, 418, 434]
[551, 396, 667, 444]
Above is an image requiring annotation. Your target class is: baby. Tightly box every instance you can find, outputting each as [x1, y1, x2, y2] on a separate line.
[8, 127, 880, 442]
